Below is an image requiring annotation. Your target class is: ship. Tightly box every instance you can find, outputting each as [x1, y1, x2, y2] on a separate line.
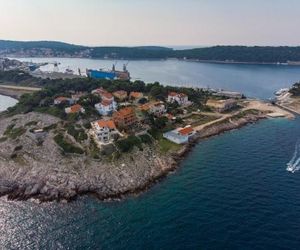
[86, 63, 130, 81]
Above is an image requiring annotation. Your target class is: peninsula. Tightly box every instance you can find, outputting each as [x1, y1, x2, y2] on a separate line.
[2, 40, 300, 64]
[0, 70, 295, 202]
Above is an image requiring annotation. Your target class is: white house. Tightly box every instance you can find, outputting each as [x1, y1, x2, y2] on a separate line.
[163, 126, 196, 144]
[139, 101, 166, 117]
[54, 96, 74, 105]
[91, 119, 119, 144]
[95, 100, 117, 116]
[167, 92, 190, 106]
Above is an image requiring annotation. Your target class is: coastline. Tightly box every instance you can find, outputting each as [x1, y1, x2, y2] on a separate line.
[0, 111, 272, 203]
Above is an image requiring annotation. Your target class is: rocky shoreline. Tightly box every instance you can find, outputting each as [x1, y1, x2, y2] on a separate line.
[0, 111, 267, 203]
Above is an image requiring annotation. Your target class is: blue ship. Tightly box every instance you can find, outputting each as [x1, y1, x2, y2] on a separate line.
[86, 64, 130, 80]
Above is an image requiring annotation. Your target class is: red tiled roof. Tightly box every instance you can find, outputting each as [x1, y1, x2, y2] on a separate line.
[178, 127, 194, 136]
[116, 107, 134, 117]
[97, 120, 116, 129]
[70, 104, 83, 113]
[130, 92, 143, 99]
[55, 96, 68, 101]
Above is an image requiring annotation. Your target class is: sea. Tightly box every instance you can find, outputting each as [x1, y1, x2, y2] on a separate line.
[1, 59, 300, 249]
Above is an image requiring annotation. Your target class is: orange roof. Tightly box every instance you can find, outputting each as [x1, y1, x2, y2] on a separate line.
[178, 127, 194, 136]
[130, 92, 143, 99]
[70, 104, 83, 113]
[116, 107, 135, 117]
[97, 120, 116, 129]
[139, 103, 151, 111]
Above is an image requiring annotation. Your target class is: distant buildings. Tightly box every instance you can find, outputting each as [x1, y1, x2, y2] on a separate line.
[206, 99, 237, 113]
[113, 107, 137, 128]
[167, 92, 190, 106]
[65, 104, 85, 114]
[91, 119, 119, 144]
[163, 126, 196, 144]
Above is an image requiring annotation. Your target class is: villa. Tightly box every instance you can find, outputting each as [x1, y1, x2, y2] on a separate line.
[139, 101, 166, 117]
[65, 104, 85, 114]
[163, 126, 196, 144]
[167, 92, 190, 106]
[54, 96, 74, 105]
[91, 119, 119, 144]
[206, 99, 237, 113]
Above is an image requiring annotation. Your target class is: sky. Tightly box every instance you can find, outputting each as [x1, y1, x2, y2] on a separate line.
[0, 0, 299, 47]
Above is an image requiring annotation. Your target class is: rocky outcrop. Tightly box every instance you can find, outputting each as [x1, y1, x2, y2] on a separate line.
[0, 112, 266, 203]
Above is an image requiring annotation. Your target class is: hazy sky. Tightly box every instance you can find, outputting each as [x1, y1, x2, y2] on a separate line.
[0, 0, 299, 46]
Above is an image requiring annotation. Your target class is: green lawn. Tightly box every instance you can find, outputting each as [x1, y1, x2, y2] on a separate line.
[158, 136, 182, 154]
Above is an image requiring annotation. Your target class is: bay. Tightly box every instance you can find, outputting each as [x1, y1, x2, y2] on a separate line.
[0, 60, 300, 249]
[13, 57, 300, 99]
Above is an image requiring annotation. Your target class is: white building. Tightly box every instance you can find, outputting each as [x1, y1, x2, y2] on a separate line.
[54, 96, 74, 105]
[163, 126, 196, 144]
[91, 119, 119, 144]
[95, 100, 117, 116]
[167, 92, 190, 106]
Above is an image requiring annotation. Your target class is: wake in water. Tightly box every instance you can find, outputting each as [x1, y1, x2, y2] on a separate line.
[287, 140, 300, 173]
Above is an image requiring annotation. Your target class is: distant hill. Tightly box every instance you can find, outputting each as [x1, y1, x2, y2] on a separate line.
[1, 40, 300, 63]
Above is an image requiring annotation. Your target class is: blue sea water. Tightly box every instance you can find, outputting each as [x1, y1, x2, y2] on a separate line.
[0, 118, 300, 249]
[13, 57, 300, 99]
[1, 60, 300, 249]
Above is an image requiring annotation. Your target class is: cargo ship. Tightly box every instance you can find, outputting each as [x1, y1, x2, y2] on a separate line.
[86, 64, 130, 81]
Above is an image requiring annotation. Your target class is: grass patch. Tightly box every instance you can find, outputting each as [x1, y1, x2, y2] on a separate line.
[54, 133, 84, 155]
[66, 124, 87, 142]
[158, 137, 182, 154]
[116, 136, 142, 153]
[232, 109, 260, 120]
[139, 134, 153, 144]
[0, 137, 7, 142]
[185, 114, 219, 127]
[25, 121, 38, 127]
[4, 125, 26, 139]
[89, 138, 101, 159]
[35, 106, 65, 119]
[43, 123, 57, 132]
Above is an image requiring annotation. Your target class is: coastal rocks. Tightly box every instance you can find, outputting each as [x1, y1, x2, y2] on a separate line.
[0, 111, 266, 203]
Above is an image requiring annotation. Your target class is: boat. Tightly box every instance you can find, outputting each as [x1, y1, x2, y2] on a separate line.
[275, 88, 289, 96]
[86, 64, 130, 81]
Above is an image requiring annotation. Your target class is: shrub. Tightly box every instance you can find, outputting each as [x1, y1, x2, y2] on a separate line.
[116, 136, 142, 153]
[54, 133, 84, 154]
